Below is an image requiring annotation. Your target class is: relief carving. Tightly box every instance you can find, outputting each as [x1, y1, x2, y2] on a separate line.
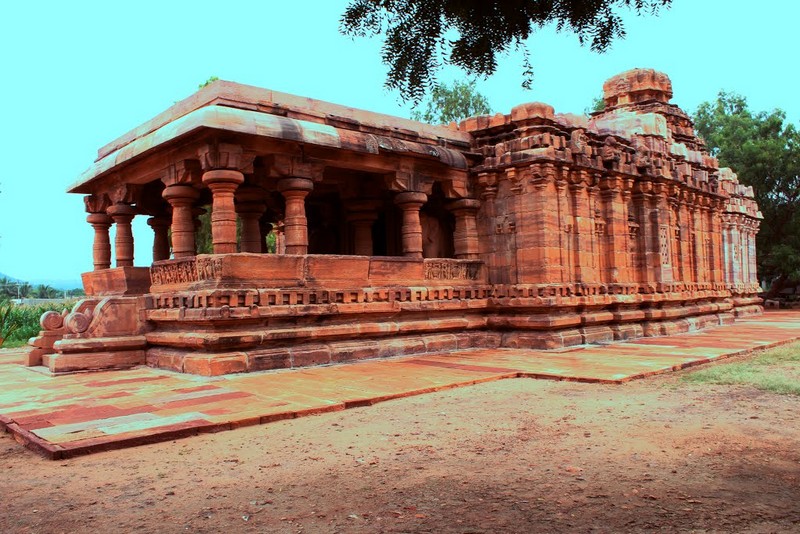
[151, 259, 199, 285]
[424, 260, 482, 281]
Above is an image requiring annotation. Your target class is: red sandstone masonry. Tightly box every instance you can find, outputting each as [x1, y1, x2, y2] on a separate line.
[21, 68, 764, 376]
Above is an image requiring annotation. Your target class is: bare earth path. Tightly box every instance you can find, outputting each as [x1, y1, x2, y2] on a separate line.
[2, 366, 799, 533]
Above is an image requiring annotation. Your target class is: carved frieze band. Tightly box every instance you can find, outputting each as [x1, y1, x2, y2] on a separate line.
[151, 258, 199, 285]
[424, 260, 482, 281]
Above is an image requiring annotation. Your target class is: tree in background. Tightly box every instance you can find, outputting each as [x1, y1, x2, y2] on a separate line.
[411, 80, 491, 124]
[340, 0, 671, 102]
[693, 92, 800, 294]
[32, 284, 59, 299]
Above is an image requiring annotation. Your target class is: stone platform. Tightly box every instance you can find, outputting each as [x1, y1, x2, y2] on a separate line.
[2, 311, 798, 459]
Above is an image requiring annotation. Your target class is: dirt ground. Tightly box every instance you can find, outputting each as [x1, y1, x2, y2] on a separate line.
[2, 364, 799, 533]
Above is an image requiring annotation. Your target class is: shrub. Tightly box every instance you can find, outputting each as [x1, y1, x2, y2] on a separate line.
[0, 300, 78, 348]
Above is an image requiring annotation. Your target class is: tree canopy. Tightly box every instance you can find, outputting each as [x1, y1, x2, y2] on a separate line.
[340, 0, 671, 102]
[411, 80, 491, 124]
[693, 92, 800, 293]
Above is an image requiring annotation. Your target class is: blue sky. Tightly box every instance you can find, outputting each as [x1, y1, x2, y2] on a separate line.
[1, 0, 798, 285]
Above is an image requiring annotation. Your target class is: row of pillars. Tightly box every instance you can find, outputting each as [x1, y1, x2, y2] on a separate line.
[87, 175, 481, 271]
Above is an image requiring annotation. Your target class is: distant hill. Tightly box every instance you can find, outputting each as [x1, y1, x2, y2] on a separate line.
[0, 273, 81, 290]
[28, 278, 83, 290]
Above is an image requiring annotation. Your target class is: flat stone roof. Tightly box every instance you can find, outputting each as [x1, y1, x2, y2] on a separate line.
[71, 80, 472, 194]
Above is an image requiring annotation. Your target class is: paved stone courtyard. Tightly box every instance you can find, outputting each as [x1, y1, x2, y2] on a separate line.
[1, 310, 797, 459]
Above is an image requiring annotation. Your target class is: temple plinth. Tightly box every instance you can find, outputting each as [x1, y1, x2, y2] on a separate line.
[30, 69, 763, 376]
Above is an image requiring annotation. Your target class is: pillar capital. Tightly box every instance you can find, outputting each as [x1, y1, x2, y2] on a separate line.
[394, 191, 428, 206]
[84, 193, 111, 215]
[277, 177, 314, 193]
[107, 202, 136, 221]
[202, 169, 245, 187]
[197, 143, 254, 173]
[162, 184, 200, 204]
[86, 212, 112, 226]
[162, 159, 202, 187]
[447, 198, 481, 212]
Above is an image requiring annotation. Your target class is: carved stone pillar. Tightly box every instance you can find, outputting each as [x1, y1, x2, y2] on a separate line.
[347, 201, 379, 256]
[147, 216, 172, 261]
[677, 195, 691, 284]
[162, 185, 200, 259]
[448, 198, 480, 259]
[235, 185, 267, 253]
[653, 184, 673, 284]
[709, 202, 725, 286]
[87, 212, 113, 271]
[749, 222, 760, 285]
[277, 177, 314, 255]
[601, 180, 627, 284]
[394, 191, 427, 258]
[107, 203, 136, 267]
[569, 175, 596, 284]
[202, 170, 244, 254]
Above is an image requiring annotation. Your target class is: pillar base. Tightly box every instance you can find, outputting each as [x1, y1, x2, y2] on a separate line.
[82, 267, 151, 296]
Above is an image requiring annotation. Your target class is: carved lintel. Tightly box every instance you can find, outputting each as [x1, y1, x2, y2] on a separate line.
[198, 142, 255, 173]
[438, 169, 470, 198]
[268, 154, 325, 182]
[84, 193, 111, 214]
[108, 183, 142, 206]
[162, 159, 202, 187]
[386, 160, 424, 194]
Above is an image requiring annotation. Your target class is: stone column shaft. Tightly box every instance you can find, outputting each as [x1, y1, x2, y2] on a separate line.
[107, 203, 136, 267]
[203, 170, 244, 254]
[602, 187, 628, 284]
[448, 198, 480, 259]
[649, 191, 672, 284]
[394, 191, 427, 259]
[570, 183, 596, 283]
[236, 186, 268, 254]
[163, 185, 200, 259]
[147, 217, 172, 262]
[277, 178, 314, 255]
[87, 213, 113, 271]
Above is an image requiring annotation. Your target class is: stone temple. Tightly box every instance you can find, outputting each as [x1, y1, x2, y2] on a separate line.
[26, 69, 762, 376]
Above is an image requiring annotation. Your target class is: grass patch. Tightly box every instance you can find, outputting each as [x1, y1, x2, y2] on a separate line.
[0, 300, 77, 349]
[683, 341, 800, 396]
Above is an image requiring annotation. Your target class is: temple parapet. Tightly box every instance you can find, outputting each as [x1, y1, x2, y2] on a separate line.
[27, 68, 763, 376]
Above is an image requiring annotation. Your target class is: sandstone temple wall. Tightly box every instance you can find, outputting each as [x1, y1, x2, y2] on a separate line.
[26, 68, 763, 376]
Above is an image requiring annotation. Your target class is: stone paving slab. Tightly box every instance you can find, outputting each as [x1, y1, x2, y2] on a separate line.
[0, 311, 798, 459]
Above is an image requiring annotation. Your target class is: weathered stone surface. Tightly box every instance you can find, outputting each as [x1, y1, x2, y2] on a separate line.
[31, 68, 762, 376]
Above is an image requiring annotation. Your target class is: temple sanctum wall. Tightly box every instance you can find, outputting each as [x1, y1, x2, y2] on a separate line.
[26, 68, 763, 376]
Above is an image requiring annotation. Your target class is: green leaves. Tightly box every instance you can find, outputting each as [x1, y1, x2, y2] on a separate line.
[340, 0, 672, 103]
[410, 79, 491, 125]
[694, 92, 800, 289]
[0, 299, 21, 345]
